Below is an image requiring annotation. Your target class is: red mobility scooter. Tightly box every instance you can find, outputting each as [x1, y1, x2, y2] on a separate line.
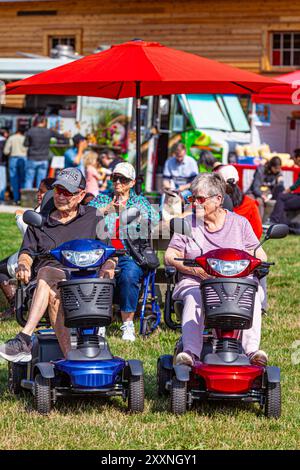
[157, 220, 288, 417]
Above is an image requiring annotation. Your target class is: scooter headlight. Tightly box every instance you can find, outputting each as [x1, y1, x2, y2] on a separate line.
[207, 258, 250, 276]
[62, 249, 104, 267]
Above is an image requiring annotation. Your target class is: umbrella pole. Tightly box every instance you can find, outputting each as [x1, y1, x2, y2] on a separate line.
[135, 81, 142, 194]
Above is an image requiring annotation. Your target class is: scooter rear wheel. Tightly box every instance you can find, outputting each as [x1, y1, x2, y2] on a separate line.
[34, 374, 52, 415]
[264, 381, 281, 419]
[8, 362, 26, 395]
[170, 377, 187, 415]
[128, 374, 144, 413]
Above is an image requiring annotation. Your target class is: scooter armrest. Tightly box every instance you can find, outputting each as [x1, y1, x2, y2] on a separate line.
[165, 266, 177, 280]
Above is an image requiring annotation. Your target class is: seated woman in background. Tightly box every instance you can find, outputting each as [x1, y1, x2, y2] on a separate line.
[214, 164, 262, 239]
[247, 156, 284, 219]
[268, 166, 300, 232]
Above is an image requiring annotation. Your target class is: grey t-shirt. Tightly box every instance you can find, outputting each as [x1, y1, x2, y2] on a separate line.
[168, 210, 259, 285]
[24, 127, 61, 161]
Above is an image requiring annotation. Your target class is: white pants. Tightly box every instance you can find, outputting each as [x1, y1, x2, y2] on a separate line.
[174, 282, 264, 358]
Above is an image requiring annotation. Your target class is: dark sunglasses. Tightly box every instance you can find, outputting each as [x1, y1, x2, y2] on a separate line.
[112, 174, 131, 184]
[187, 194, 219, 204]
[54, 186, 80, 198]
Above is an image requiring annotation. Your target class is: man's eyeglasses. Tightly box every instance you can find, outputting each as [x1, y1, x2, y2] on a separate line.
[112, 174, 131, 184]
[187, 194, 219, 204]
[54, 186, 80, 198]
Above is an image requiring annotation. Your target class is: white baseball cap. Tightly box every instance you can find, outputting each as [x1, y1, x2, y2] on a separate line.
[113, 162, 136, 180]
[216, 164, 239, 184]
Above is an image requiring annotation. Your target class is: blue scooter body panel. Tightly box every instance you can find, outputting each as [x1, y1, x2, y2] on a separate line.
[54, 357, 126, 389]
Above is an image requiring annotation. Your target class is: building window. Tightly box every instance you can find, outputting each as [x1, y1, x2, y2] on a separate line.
[43, 29, 82, 56]
[272, 32, 300, 67]
[49, 36, 76, 53]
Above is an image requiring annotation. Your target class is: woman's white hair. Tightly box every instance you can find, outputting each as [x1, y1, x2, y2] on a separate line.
[190, 173, 226, 198]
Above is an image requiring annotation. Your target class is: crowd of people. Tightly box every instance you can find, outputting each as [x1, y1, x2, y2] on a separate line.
[0, 133, 299, 368]
[0, 116, 125, 205]
[162, 142, 300, 233]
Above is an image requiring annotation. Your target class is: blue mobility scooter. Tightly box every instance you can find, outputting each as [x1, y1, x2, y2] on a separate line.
[8, 208, 145, 414]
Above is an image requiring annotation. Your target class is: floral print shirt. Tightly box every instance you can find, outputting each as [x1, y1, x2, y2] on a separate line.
[88, 189, 159, 248]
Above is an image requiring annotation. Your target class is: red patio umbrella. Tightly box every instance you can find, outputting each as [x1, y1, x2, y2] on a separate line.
[252, 70, 300, 104]
[5, 40, 281, 192]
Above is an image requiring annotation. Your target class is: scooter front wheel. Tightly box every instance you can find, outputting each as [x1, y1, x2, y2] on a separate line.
[34, 374, 52, 415]
[8, 362, 26, 395]
[128, 374, 144, 413]
[264, 381, 281, 419]
[170, 377, 187, 415]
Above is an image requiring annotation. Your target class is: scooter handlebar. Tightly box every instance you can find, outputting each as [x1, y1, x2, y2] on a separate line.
[115, 249, 127, 256]
[174, 257, 197, 267]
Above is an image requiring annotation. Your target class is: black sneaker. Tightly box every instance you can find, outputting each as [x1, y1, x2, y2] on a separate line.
[0, 333, 32, 362]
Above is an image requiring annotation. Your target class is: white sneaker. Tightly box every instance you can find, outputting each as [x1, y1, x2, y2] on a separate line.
[248, 350, 268, 367]
[97, 327, 106, 338]
[175, 351, 194, 366]
[120, 321, 136, 342]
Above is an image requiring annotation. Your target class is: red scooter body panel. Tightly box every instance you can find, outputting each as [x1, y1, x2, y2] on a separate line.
[193, 363, 263, 394]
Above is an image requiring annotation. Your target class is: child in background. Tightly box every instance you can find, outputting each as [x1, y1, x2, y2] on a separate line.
[84, 151, 105, 197]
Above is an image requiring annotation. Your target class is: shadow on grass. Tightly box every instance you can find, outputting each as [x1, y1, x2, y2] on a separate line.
[0, 365, 34, 412]
[149, 390, 263, 417]
[0, 365, 156, 416]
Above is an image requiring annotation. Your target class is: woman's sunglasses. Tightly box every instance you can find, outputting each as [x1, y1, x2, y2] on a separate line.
[54, 186, 80, 198]
[187, 194, 219, 204]
[112, 174, 131, 184]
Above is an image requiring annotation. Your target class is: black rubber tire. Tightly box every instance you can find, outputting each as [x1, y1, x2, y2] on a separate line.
[7, 362, 26, 395]
[141, 315, 157, 337]
[265, 381, 281, 419]
[157, 359, 172, 396]
[128, 374, 144, 413]
[141, 318, 150, 337]
[34, 374, 52, 415]
[170, 377, 187, 415]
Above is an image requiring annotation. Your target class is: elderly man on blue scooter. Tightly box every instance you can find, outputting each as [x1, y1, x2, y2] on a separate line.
[0, 168, 110, 362]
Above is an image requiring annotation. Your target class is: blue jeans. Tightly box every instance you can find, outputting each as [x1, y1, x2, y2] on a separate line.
[25, 159, 49, 189]
[115, 256, 144, 312]
[9, 156, 27, 202]
[0, 165, 7, 201]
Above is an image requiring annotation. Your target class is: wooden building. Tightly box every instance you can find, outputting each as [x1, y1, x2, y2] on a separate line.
[1, 0, 300, 76]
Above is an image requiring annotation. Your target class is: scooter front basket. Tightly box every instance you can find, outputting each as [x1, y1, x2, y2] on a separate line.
[201, 278, 258, 330]
[58, 278, 114, 328]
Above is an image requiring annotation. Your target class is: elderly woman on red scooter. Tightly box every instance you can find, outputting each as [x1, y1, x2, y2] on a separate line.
[165, 173, 268, 367]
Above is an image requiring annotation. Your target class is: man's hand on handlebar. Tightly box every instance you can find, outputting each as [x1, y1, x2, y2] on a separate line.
[99, 259, 117, 280]
[16, 263, 31, 284]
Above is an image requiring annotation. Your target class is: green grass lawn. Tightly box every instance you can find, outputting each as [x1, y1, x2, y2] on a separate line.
[0, 213, 299, 450]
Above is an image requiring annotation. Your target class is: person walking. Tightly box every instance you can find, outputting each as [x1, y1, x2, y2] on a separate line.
[4, 126, 27, 203]
[0, 128, 9, 203]
[24, 116, 68, 189]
